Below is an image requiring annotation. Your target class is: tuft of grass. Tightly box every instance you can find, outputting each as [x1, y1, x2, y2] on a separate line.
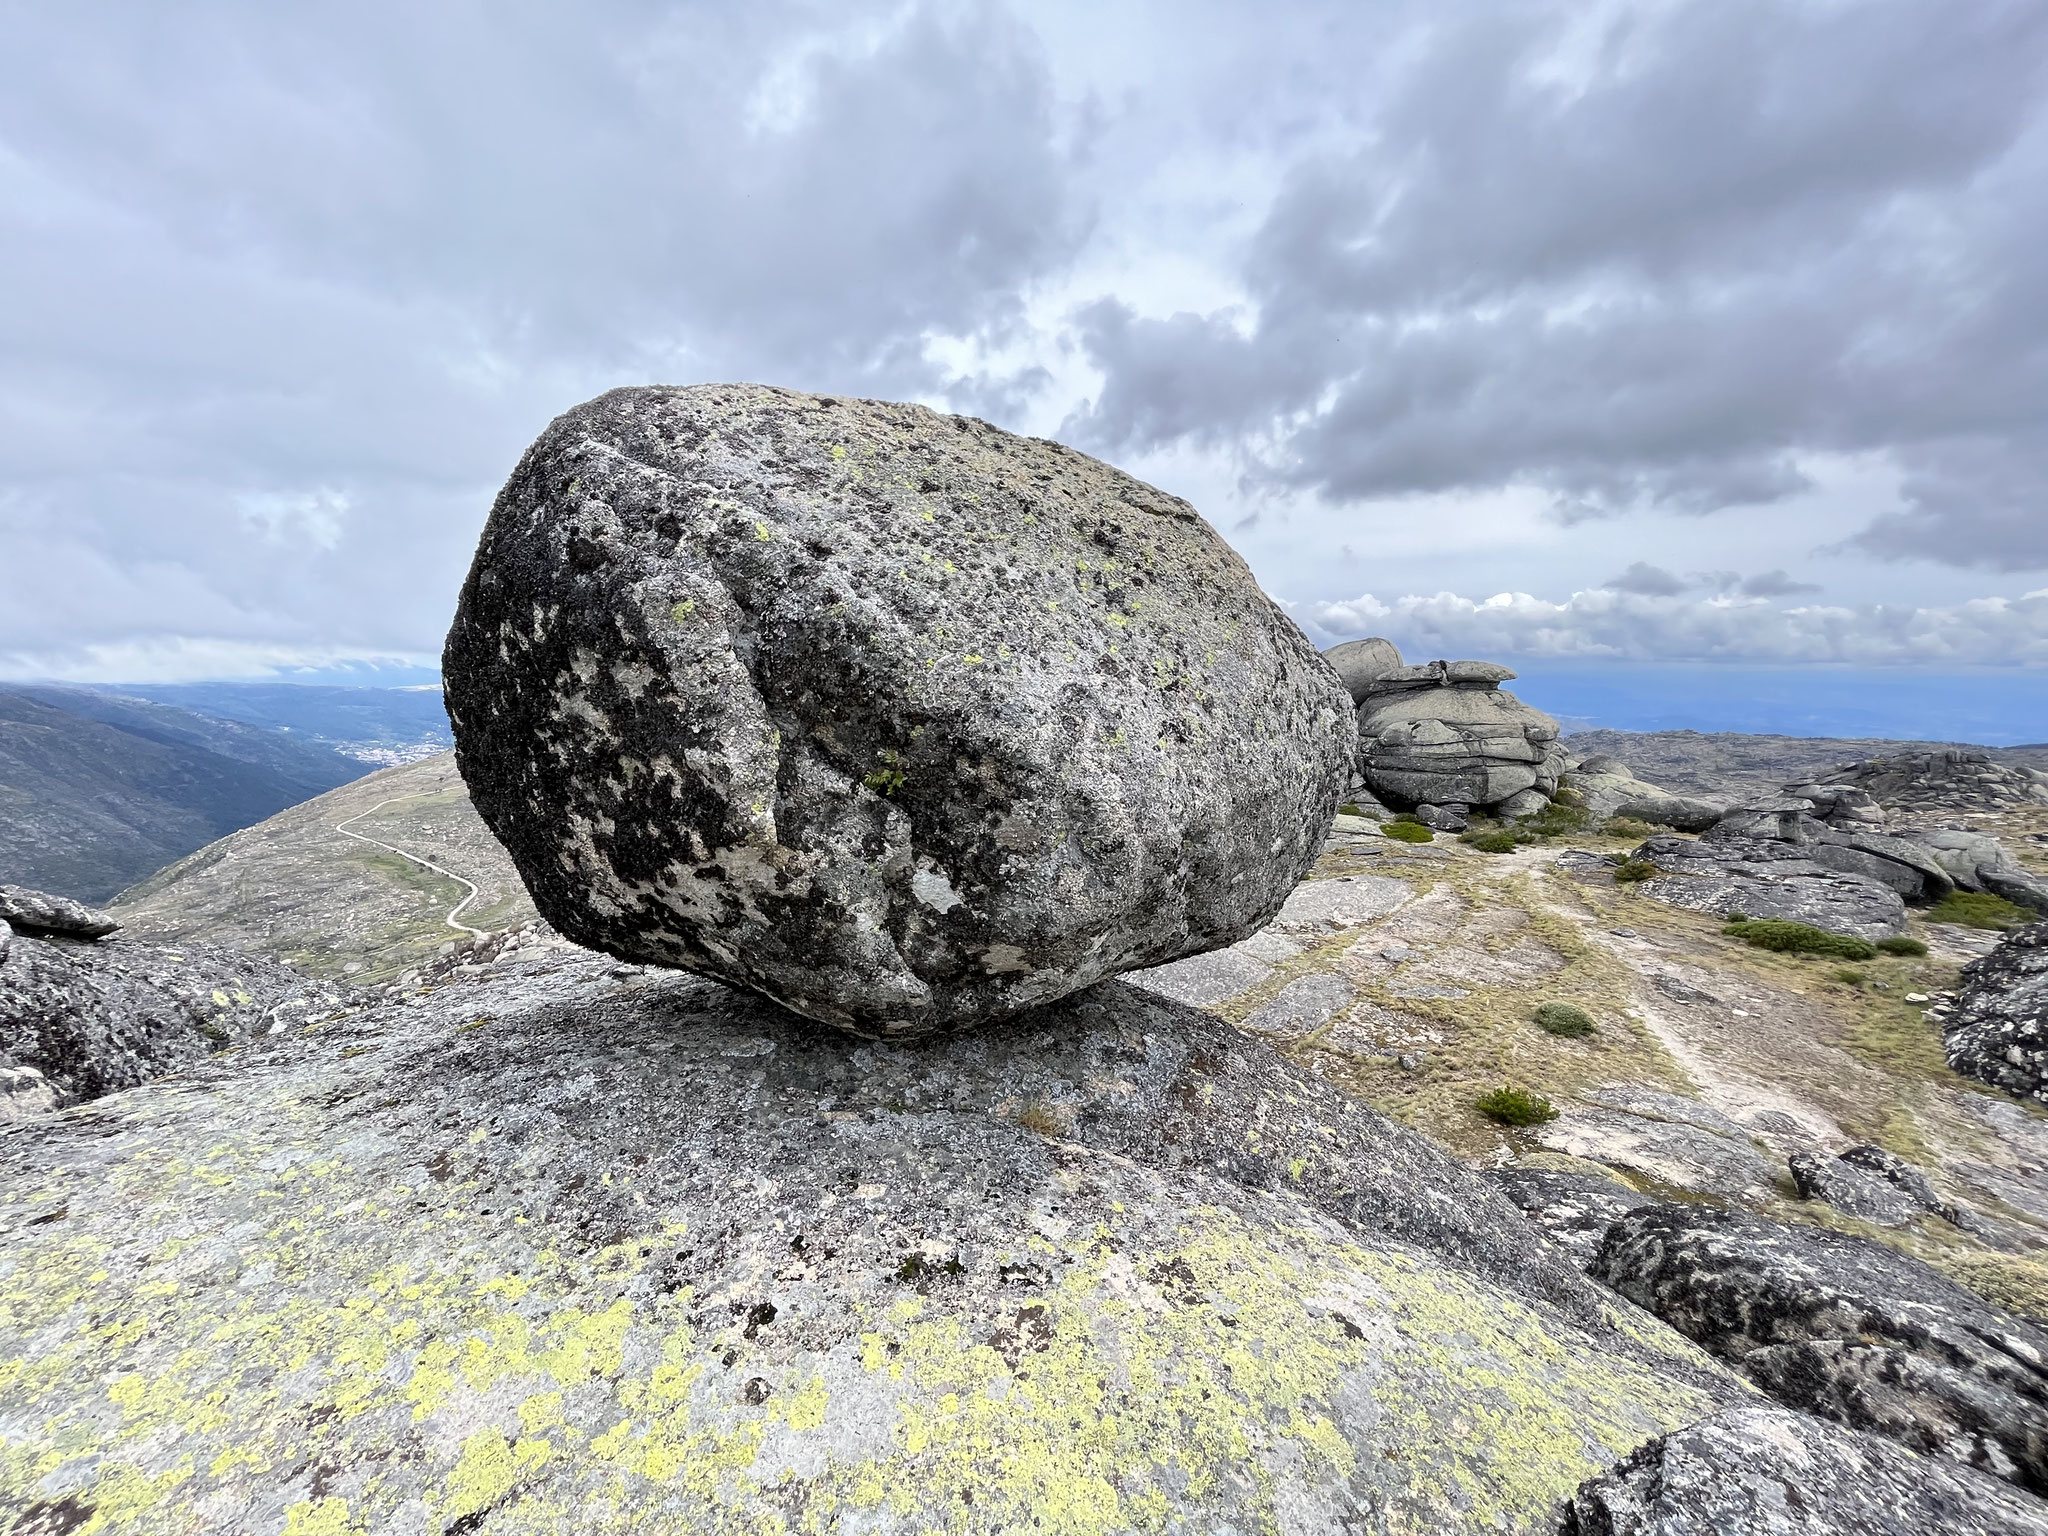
[1724, 918, 1877, 961]
[1602, 817, 1658, 839]
[1338, 802, 1364, 817]
[1533, 1002, 1596, 1038]
[1515, 800, 1591, 838]
[1923, 890, 2034, 931]
[1476, 1086, 1559, 1126]
[1382, 820, 1435, 844]
[1613, 860, 1658, 884]
[1830, 967, 1866, 987]
[1876, 935, 1929, 956]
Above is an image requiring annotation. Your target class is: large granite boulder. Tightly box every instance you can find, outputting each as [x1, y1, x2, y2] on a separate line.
[0, 917, 351, 1115]
[0, 951, 1749, 1532]
[1943, 920, 2048, 1103]
[1625, 833, 1908, 940]
[1561, 1404, 2048, 1536]
[443, 384, 1352, 1038]
[1329, 638, 1569, 819]
[1593, 1204, 2048, 1492]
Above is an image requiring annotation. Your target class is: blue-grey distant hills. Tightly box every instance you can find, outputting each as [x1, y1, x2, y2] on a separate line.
[83, 681, 453, 766]
[0, 685, 390, 902]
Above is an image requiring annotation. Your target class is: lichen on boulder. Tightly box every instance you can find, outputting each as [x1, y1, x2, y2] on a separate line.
[443, 384, 1352, 1038]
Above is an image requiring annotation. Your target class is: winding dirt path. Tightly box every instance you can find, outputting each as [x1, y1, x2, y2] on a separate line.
[334, 797, 491, 938]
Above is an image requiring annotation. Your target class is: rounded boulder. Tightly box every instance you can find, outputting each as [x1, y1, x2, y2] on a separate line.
[444, 384, 1352, 1037]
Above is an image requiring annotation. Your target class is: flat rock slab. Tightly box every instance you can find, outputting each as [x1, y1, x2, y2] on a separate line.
[0, 960, 1739, 1534]
[1274, 875, 1415, 932]
[1630, 835, 1906, 941]
[1241, 972, 1356, 1037]
[1124, 944, 1272, 1008]
[1538, 1106, 1780, 1201]
[442, 383, 1354, 1037]
[1561, 1405, 2048, 1536]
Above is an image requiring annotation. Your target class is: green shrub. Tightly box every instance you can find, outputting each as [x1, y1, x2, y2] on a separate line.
[1723, 918, 1877, 960]
[1613, 860, 1658, 884]
[1533, 1002, 1595, 1038]
[1517, 799, 1591, 837]
[1338, 802, 1364, 817]
[1603, 817, 1657, 839]
[1462, 829, 1523, 853]
[1476, 1087, 1559, 1126]
[1382, 820, 1434, 844]
[1831, 967, 1866, 987]
[1924, 890, 2034, 931]
[1876, 935, 1929, 957]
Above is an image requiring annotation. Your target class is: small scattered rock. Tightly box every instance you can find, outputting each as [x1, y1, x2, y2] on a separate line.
[1788, 1150, 1922, 1227]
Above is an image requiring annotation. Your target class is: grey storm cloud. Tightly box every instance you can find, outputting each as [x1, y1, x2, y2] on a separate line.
[2, 0, 2045, 681]
[1066, 0, 2048, 571]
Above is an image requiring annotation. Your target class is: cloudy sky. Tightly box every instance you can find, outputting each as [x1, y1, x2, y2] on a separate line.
[4, 0, 2048, 688]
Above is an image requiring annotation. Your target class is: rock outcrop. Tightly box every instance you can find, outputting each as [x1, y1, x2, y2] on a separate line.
[1943, 920, 2048, 1103]
[0, 883, 119, 940]
[1594, 1205, 2048, 1492]
[1560, 1404, 2048, 1536]
[1326, 638, 1568, 824]
[443, 384, 1352, 1039]
[1703, 792, 1956, 904]
[1905, 827, 2048, 916]
[1791, 1145, 1961, 1229]
[1815, 749, 2048, 817]
[0, 951, 1748, 1532]
[1566, 758, 1725, 831]
[0, 905, 352, 1114]
[1623, 832, 1908, 940]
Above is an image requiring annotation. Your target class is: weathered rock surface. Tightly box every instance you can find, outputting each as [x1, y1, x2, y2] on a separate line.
[0, 925, 352, 1114]
[0, 883, 119, 940]
[1788, 1150, 1923, 1227]
[443, 384, 1353, 1038]
[1701, 796, 1957, 905]
[0, 955, 1746, 1533]
[1944, 920, 2048, 1103]
[1536, 1084, 1780, 1200]
[1593, 1205, 2048, 1491]
[1560, 1404, 2048, 1536]
[1326, 638, 1570, 819]
[1489, 1164, 1657, 1268]
[1625, 833, 1907, 940]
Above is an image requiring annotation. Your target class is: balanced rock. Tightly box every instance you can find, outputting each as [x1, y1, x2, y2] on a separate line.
[1943, 920, 2048, 1103]
[443, 384, 1352, 1037]
[1328, 638, 1569, 818]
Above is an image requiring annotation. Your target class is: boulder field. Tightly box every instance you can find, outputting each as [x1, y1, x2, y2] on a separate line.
[443, 384, 1352, 1039]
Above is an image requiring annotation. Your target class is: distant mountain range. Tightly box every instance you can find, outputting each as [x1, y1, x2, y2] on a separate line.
[82, 681, 453, 766]
[0, 685, 379, 902]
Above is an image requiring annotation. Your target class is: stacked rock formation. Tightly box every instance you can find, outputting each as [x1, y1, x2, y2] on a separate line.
[1323, 637, 1566, 828]
[444, 384, 1353, 1038]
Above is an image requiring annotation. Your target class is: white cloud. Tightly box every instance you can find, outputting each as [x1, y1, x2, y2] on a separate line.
[1294, 587, 2048, 667]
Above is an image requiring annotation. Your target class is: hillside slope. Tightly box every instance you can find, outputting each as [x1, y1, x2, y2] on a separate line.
[0, 686, 371, 902]
[111, 751, 537, 984]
